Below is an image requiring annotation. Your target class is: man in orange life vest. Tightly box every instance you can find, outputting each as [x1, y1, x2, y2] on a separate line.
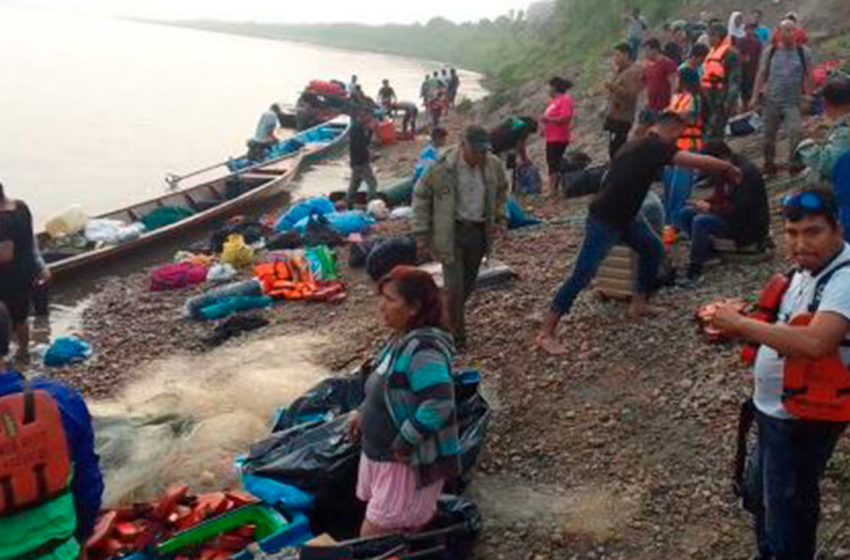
[709, 189, 850, 560]
[703, 22, 742, 142]
[0, 302, 104, 560]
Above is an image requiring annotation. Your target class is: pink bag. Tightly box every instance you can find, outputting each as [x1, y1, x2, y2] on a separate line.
[150, 262, 208, 291]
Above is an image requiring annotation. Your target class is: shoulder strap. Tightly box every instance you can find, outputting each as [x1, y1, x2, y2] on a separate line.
[797, 46, 808, 92]
[809, 260, 850, 313]
[765, 46, 777, 81]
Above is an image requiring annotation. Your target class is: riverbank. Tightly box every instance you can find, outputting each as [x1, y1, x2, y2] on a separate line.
[36, 101, 850, 558]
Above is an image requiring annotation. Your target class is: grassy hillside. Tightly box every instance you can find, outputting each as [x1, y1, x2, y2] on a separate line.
[171, 0, 683, 88]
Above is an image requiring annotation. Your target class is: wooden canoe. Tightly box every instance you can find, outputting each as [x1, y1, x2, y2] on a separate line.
[39, 117, 351, 279]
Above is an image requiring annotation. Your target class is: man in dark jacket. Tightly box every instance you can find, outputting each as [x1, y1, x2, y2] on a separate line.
[0, 302, 104, 559]
[677, 141, 770, 284]
[347, 109, 378, 209]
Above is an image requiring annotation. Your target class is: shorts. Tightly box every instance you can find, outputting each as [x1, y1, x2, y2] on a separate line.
[356, 454, 444, 530]
[545, 142, 569, 174]
[0, 283, 32, 325]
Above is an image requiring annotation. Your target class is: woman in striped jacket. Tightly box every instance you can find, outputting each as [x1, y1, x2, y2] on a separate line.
[349, 266, 461, 536]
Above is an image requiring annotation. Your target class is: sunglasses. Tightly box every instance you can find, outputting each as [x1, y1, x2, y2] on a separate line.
[782, 191, 826, 211]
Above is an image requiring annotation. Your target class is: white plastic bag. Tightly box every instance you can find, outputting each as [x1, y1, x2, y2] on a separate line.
[45, 206, 89, 238]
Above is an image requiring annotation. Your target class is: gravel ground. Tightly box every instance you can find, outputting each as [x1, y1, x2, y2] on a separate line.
[40, 106, 850, 559]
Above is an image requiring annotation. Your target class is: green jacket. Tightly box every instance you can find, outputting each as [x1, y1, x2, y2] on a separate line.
[412, 147, 508, 264]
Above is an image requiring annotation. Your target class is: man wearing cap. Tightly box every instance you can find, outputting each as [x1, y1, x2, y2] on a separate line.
[413, 125, 508, 349]
[755, 19, 814, 178]
[798, 73, 850, 186]
[536, 111, 743, 355]
[710, 188, 850, 560]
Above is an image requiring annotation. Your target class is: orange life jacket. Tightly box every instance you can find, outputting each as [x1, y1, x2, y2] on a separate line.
[701, 37, 733, 91]
[0, 384, 72, 516]
[670, 93, 704, 152]
[783, 313, 850, 422]
[745, 261, 850, 422]
[742, 272, 793, 366]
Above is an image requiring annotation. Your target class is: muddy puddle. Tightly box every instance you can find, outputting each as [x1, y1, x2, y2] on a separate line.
[90, 333, 329, 507]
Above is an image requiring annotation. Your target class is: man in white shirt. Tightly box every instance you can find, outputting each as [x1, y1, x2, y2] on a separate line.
[710, 188, 850, 560]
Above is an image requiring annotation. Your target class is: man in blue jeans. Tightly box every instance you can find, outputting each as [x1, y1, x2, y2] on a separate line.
[535, 111, 743, 355]
[677, 141, 770, 286]
[710, 189, 850, 560]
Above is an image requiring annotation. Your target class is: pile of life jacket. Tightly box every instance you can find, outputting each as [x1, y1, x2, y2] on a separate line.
[254, 258, 346, 303]
[86, 486, 259, 560]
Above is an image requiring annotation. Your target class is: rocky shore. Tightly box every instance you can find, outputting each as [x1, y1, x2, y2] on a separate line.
[40, 106, 850, 559]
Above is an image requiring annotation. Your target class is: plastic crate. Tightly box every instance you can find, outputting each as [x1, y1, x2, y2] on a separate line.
[124, 504, 311, 560]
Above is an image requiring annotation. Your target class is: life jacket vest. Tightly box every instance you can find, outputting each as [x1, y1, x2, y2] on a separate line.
[670, 93, 704, 152]
[741, 272, 793, 366]
[782, 261, 850, 422]
[0, 384, 77, 560]
[702, 37, 733, 91]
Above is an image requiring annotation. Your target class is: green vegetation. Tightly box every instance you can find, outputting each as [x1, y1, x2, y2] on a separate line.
[175, 0, 683, 90]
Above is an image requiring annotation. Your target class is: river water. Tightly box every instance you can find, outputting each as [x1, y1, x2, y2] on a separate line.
[0, 8, 485, 227]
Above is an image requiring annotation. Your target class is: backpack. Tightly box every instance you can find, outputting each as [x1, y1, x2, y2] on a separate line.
[764, 45, 808, 93]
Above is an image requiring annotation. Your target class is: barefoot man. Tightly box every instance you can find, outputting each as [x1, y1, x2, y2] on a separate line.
[535, 111, 743, 355]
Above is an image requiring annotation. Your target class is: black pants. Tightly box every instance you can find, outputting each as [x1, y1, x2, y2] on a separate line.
[442, 222, 487, 345]
[604, 118, 632, 160]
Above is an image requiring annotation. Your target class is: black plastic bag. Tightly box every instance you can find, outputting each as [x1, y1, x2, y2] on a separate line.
[366, 237, 418, 282]
[274, 374, 368, 432]
[298, 496, 482, 560]
[562, 165, 608, 199]
[244, 370, 490, 538]
[247, 415, 359, 492]
[304, 214, 346, 247]
[348, 239, 380, 269]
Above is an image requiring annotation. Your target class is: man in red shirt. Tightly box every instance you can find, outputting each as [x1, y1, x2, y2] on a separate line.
[637, 38, 678, 135]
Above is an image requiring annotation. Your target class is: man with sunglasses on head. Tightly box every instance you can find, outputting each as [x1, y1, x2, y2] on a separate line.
[710, 188, 850, 560]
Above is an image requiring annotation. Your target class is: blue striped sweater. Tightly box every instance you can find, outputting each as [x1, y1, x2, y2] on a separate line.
[376, 327, 462, 488]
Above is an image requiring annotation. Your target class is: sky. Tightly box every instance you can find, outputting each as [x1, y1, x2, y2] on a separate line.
[0, 0, 531, 25]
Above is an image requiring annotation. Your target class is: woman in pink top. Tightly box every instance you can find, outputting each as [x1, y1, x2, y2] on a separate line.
[541, 76, 575, 196]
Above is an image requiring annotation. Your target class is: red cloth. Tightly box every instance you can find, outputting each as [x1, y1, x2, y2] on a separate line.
[643, 56, 678, 111]
[543, 94, 575, 143]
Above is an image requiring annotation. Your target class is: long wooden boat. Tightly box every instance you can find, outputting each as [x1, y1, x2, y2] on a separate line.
[40, 117, 351, 278]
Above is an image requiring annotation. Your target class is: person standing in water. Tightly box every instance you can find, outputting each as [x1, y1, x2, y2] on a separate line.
[0, 182, 50, 363]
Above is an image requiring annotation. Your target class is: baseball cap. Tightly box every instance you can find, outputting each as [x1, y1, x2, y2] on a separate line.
[463, 125, 491, 153]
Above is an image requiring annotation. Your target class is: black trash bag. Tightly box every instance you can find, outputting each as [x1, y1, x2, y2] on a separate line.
[247, 415, 359, 493]
[299, 496, 482, 560]
[304, 214, 346, 247]
[267, 231, 304, 251]
[366, 237, 418, 282]
[244, 370, 490, 539]
[445, 371, 491, 495]
[202, 314, 269, 347]
[274, 373, 368, 432]
[562, 165, 609, 199]
[246, 414, 364, 538]
[348, 239, 380, 269]
[210, 221, 267, 253]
